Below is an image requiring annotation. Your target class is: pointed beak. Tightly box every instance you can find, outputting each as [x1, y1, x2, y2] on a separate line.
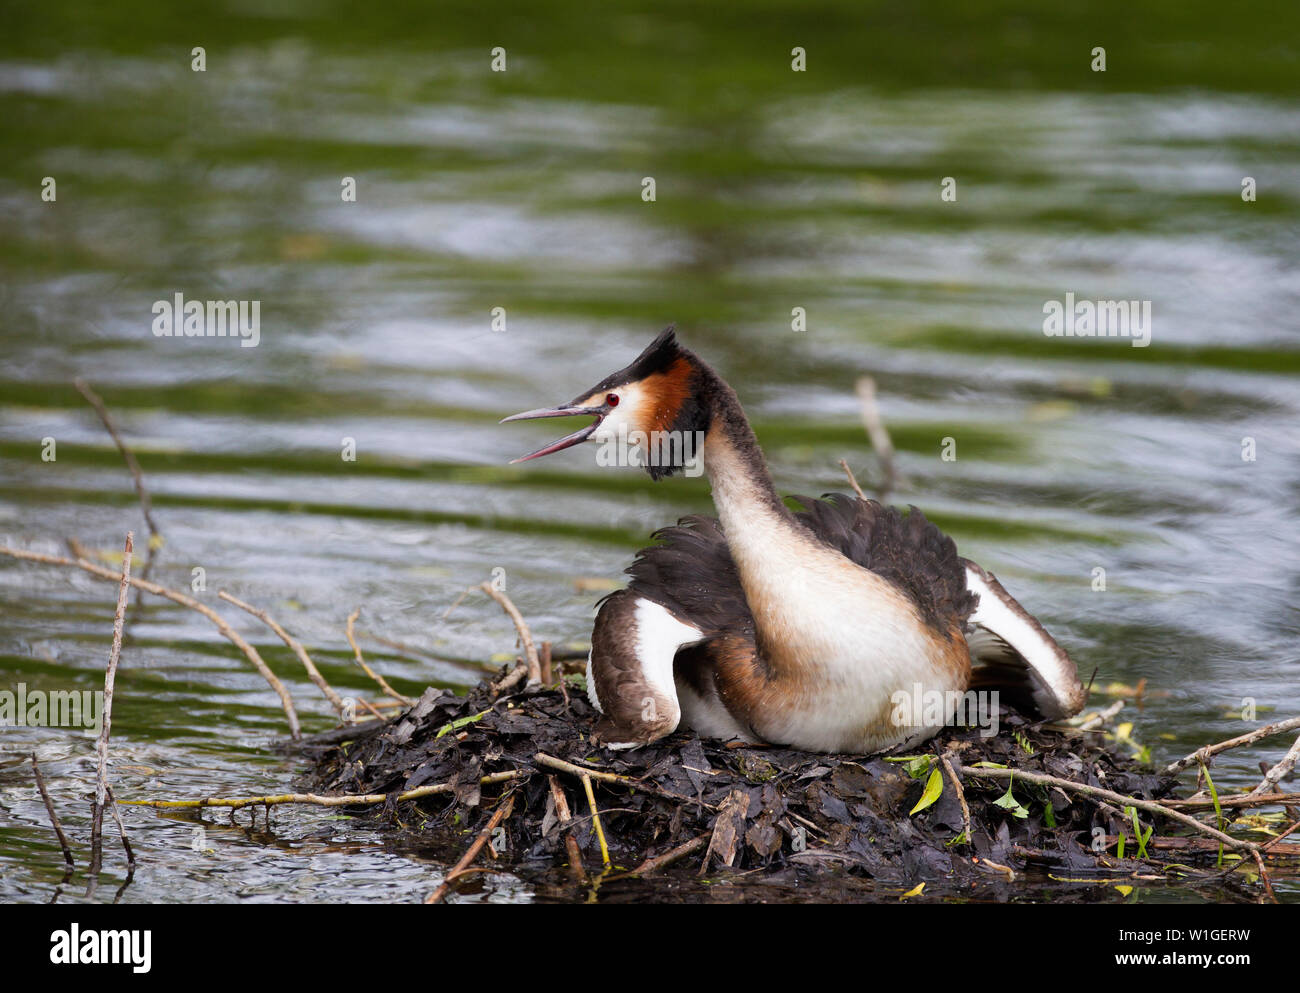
[500, 404, 604, 463]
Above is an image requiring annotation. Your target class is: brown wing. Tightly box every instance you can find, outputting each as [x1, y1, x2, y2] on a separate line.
[789, 493, 977, 635]
[615, 494, 1085, 727]
[620, 513, 754, 640]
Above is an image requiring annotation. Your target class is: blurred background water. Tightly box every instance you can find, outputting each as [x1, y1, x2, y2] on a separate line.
[1, 1, 1297, 903]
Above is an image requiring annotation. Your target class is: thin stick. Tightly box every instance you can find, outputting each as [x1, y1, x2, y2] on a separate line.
[854, 375, 904, 501]
[622, 833, 710, 877]
[477, 583, 541, 685]
[1251, 848, 1278, 903]
[1070, 699, 1125, 732]
[425, 793, 517, 904]
[787, 809, 828, 839]
[533, 751, 706, 807]
[1162, 715, 1300, 776]
[533, 752, 638, 787]
[105, 786, 136, 870]
[441, 587, 472, 620]
[1095, 835, 1300, 858]
[548, 775, 587, 883]
[1203, 813, 1300, 890]
[119, 770, 525, 811]
[1262, 817, 1300, 852]
[940, 752, 972, 843]
[1160, 792, 1300, 810]
[540, 640, 553, 687]
[838, 459, 868, 501]
[73, 379, 160, 543]
[345, 609, 413, 705]
[489, 661, 529, 698]
[0, 545, 301, 739]
[30, 754, 74, 869]
[581, 774, 611, 869]
[219, 591, 347, 717]
[90, 531, 132, 879]
[958, 764, 1258, 855]
[1246, 817, 1300, 878]
[1250, 730, 1300, 798]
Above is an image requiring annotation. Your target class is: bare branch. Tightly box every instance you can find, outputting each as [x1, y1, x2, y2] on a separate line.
[90, 531, 133, 878]
[1, 544, 301, 739]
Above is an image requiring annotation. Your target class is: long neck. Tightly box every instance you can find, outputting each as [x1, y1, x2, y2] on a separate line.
[699, 370, 804, 573]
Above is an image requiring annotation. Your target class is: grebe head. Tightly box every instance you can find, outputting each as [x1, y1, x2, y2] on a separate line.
[501, 326, 709, 478]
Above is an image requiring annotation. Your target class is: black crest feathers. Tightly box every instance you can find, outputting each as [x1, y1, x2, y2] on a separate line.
[577, 325, 683, 398]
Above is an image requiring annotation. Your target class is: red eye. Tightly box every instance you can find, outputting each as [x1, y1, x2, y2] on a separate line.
[605, 393, 620, 407]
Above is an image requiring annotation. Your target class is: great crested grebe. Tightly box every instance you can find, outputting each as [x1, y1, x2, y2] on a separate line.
[503, 328, 1087, 753]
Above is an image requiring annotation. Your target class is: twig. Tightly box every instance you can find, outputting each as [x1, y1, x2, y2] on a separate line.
[1159, 792, 1300, 810]
[441, 587, 472, 619]
[476, 583, 541, 686]
[1202, 812, 1300, 891]
[976, 857, 1015, 880]
[533, 751, 707, 807]
[218, 591, 347, 717]
[533, 752, 638, 788]
[489, 661, 529, 698]
[73, 379, 160, 543]
[1071, 699, 1125, 732]
[621, 833, 710, 877]
[119, 770, 525, 811]
[940, 751, 972, 843]
[425, 793, 517, 904]
[838, 459, 868, 501]
[854, 375, 904, 502]
[1250, 729, 1300, 798]
[1261, 816, 1300, 852]
[90, 531, 132, 879]
[581, 774, 611, 869]
[105, 786, 136, 870]
[548, 775, 587, 883]
[30, 754, 74, 869]
[1251, 848, 1278, 903]
[540, 641, 553, 687]
[345, 609, 414, 705]
[958, 764, 1259, 855]
[1096, 835, 1300, 858]
[1162, 715, 1300, 776]
[608, 832, 709, 880]
[0, 544, 301, 739]
[787, 809, 828, 839]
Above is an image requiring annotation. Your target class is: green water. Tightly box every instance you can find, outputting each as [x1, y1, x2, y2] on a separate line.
[1, 1, 1298, 903]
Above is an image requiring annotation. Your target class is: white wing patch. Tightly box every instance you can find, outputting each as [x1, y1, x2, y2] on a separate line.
[586, 648, 601, 712]
[591, 597, 704, 750]
[633, 597, 703, 708]
[965, 562, 1087, 719]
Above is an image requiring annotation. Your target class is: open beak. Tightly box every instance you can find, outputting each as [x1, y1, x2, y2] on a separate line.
[500, 404, 604, 464]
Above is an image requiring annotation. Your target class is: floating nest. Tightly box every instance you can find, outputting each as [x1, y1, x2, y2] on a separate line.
[297, 672, 1276, 903]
